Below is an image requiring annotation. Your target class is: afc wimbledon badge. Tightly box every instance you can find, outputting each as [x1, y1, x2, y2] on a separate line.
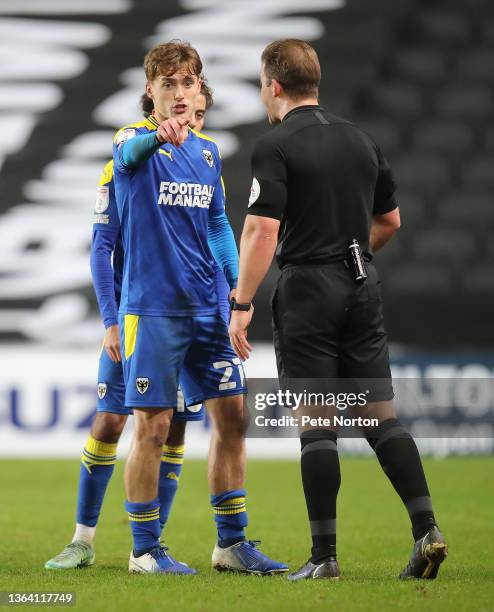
[136, 377, 150, 395]
[97, 383, 107, 399]
[203, 149, 214, 167]
[95, 186, 109, 213]
[248, 177, 260, 207]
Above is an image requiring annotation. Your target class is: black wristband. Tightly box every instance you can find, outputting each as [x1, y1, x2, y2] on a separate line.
[230, 297, 252, 311]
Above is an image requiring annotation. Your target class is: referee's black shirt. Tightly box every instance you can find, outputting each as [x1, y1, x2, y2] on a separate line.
[247, 105, 398, 268]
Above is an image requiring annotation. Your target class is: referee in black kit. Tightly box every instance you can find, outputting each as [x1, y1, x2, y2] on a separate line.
[229, 39, 447, 581]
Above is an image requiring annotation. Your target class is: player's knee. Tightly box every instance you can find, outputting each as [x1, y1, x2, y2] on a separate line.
[166, 421, 186, 447]
[212, 405, 248, 441]
[365, 417, 410, 451]
[134, 410, 173, 448]
[91, 412, 127, 443]
[135, 426, 169, 449]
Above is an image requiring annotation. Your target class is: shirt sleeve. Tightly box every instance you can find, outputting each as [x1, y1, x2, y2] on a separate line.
[208, 149, 226, 215]
[91, 164, 120, 328]
[213, 262, 231, 325]
[208, 172, 238, 289]
[90, 228, 119, 328]
[373, 147, 398, 215]
[208, 209, 239, 290]
[93, 164, 120, 233]
[246, 137, 287, 220]
[112, 126, 161, 174]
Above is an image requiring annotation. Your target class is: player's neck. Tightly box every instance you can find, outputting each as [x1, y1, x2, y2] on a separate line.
[279, 97, 319, 121]
[152, 109, 162, 122]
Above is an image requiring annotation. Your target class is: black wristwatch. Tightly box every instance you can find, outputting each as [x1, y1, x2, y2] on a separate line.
[230, 297, 252, 311]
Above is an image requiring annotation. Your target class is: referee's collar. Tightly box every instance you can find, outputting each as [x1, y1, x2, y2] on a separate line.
[282, 104, 324, 122]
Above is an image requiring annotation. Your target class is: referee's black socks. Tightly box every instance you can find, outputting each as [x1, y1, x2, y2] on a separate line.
[300, 429, 340, 563]
[366, 418, 437, 541]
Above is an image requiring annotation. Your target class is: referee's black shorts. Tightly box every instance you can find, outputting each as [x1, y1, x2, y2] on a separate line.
[271, 261, 394, 402]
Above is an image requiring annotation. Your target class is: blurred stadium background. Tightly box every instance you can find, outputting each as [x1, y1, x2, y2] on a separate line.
[0, 0, 493, 458]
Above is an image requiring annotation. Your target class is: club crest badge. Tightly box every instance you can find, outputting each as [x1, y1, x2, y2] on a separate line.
[136, 377, 150, 395]
[97, 383, 107, 400]
[203, 149, 214, 168]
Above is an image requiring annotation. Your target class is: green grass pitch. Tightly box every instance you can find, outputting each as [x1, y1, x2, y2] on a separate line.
[0, 457, 493, 611]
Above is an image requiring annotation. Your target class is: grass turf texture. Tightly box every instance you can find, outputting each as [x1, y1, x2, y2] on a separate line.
[0, 457, 493, 612]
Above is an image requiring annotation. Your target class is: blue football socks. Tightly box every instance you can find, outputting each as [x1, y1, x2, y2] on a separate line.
[211, 489, 248, 548]
[159, 444, 185, 532]
[77, 435, 118, 527]
[125, 497, 161, 556]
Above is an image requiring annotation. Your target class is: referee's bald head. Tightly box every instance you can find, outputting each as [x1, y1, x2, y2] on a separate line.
[261, 39, 321, 100]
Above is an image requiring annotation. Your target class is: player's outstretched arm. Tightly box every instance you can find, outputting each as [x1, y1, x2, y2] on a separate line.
[115, 118, 190, 170]
[117, 132, 161, 170]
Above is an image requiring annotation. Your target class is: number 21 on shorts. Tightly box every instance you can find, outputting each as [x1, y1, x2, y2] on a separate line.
[213, 358, 245, 390]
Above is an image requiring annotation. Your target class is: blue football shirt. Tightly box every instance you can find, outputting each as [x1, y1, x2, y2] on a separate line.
[113, 115, 225, 316]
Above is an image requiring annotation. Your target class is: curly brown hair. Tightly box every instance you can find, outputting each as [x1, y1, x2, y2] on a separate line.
[200, 78, 214, 110]
[144, 40, 202, 82]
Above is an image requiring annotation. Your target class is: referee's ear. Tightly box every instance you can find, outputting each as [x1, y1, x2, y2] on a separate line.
[271, 79, 283, 98]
